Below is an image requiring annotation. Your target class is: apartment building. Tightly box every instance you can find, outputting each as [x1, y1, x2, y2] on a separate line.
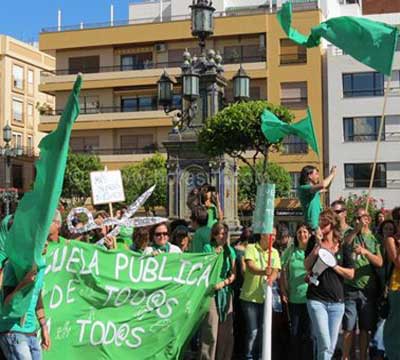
[0, 35, 55, 200]
[326, 1, 400, 209]
[39, 0, 325, 229]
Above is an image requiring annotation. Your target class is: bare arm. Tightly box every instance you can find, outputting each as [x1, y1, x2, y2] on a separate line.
[386, 236, 400, 269]
[333, 265, 355, 280]
[36, 292, 51, 351]
[279, 268, 289, 303]
[304, 245, 319, 272]
[309, 166, 337, 193]
[4, 269, 37, 305]
[246, 259, 268, 276]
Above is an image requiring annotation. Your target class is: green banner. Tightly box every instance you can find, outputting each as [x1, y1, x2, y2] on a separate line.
[43, 242, 222, 359]
[252, 183, 276, 234]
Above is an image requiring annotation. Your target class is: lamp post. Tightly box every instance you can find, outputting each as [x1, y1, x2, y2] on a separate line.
[0, 124, 22, 215]
[158, 0, 250, 227]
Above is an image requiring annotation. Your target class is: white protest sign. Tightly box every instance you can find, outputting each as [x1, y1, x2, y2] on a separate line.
[90, 170, 125, 205]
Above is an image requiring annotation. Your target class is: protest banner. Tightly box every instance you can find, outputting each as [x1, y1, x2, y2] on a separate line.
[43, 242, 222, 359]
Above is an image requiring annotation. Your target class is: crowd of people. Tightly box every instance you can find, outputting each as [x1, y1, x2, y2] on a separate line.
[0, 166, 399, 360]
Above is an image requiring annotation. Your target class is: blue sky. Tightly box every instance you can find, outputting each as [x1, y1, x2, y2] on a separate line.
[0, 1, 140, 43]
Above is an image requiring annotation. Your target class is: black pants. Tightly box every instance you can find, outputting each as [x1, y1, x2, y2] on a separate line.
[288, 302, 314, 360]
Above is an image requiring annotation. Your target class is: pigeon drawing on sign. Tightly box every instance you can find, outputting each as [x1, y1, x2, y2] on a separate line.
[90, 170, 125, 205]
[67, 185, 167, 245]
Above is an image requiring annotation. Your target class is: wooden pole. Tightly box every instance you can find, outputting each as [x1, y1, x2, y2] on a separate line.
[366, 77, 391, 211]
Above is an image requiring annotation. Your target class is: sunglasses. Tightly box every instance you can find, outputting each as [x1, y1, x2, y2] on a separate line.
[155, 232, 169, 237]
[334, 208, 346, 214]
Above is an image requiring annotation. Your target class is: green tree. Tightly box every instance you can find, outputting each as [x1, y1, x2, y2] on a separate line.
[198, 100, 294, 186]
[121, 153, 167, 212]
[62, 152, 102, 206]
[238, 161, 291, 208]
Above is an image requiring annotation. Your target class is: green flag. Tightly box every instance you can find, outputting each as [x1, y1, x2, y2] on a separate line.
[261, 108, 319, 156]
[43, 242, 223, 359]
[5, 75, 82, 278]
[277, 2, 398, 76]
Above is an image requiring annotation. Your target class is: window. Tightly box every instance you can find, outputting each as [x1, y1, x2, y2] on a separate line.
[70, 136, 99, 152]
[289, 172, 301, 198]
[12, 132, 23, 148]
[282, 135, 308, 154]
[12, 99, 23, 122]
[343, 72, 384, 97]
[121, 97, 157, 112]
[27, 103, 34, 127]
[27, 135, 33, 150]
[345, 163, 386, 188]
[12, 64, 24, 90]
[68, 56, 100, 74]
[385, 115, 400, 142]
[343, 116, 384, 141]
[27, 69, 34, 95]
[281, 82, 307, 109]
[12, 164, 23, 189]
[79, 96, 99, 114]
[280, 39, 307, 65]
[120, 134, 154, 153]
[223, 45, 264, 64]
[121, 53, 153, 71]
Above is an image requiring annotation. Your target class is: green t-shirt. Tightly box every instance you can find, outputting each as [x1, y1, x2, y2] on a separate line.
[298, 184, 321, 230]
[345, 232, 381, 290]
[207, 204, 218, 229]
[282, 245, 308, 304]
[117, 226, 134, 247]
[240, 243, 281, 304]
[190, 226, 211, 253]
[203, 244, 237, 282]
[0, 264, 45, 333]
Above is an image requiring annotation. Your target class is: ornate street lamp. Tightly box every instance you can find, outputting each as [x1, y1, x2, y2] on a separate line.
[233, 65, 250, 102]
[157, 70, 174, 111]
[190, 0, 216, 51]
[182, 69, 200, 100]
[0, 124, 23, 215]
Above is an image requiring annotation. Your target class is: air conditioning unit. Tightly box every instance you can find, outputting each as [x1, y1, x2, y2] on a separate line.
[155, 43, 167, 52]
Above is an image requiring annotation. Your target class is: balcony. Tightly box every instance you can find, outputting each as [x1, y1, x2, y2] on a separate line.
[280, 53, 307, 65]
[0, 146, 36, 158]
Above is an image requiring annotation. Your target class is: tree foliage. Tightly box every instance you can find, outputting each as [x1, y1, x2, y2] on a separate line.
[198, 100, 294, 185]
[121, 153, 167, 212]
[339, 193, 385, 225]
[239, 161, 292, 207]
[62, 152, 103, 205]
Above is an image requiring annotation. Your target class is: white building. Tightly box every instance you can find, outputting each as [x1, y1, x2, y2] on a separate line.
[326, 2, 400, 209]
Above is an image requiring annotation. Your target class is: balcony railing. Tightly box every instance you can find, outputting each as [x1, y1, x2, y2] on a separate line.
[41, 1, 318, 33]
[344, 132, 400, 142]
[343, 88, 384, 97]
[345, 179, 400, 189]
[0, 146, 36, 158]
[71, 145, 166, 156]
[280, 53, 307, 65]
[281, 142, 308, 154]
[41, 54, 266, 77]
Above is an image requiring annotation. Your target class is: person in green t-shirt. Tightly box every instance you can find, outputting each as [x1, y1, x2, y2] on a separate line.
[240, 228, 281, 360]
[189, 206, 211, 253]
[343, 207, 383, 360]
[200, 185, 223, 228]
[298, 165, 337, 230]
[280, 223, 313, 360]
[200, 223, 236, 360]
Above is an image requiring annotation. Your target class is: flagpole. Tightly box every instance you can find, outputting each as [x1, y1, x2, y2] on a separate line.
[262, 234, 273, 360]
[366, 77, 391, 211]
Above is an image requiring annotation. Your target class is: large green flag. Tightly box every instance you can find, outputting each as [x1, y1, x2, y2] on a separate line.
[5, 75, 82, 278]
[43, 242, 223, 359]
[261, 108, 319, 156]
[277, 2, 398, 76]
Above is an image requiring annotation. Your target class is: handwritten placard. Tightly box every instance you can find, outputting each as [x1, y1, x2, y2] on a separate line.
[252, 183, 276, 234]
[90, 170, 125, 205]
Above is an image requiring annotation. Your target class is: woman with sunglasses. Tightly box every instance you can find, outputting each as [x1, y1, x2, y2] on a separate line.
[145, 223, 182, 254]
[305, 209, 355, 360]
[383, 206, 400, 359]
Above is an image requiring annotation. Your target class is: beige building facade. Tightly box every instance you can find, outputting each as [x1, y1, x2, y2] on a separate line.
[0, 35, 55, 197]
